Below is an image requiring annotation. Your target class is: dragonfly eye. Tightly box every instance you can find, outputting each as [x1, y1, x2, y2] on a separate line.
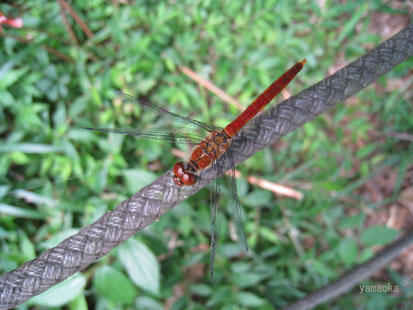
[173, 162, 197, 186]
[181, 172, 197, 186]
[173, 162, 185, 177]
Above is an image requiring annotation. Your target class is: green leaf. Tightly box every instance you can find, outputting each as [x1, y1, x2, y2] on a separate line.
[233, 272, 268, 288]
[118, 238, 160, 295]
[236, 291, 267, 307]
[220, 243, 242, 258]
[339, 214, 365, 229]
[30, 273, 86, 307]
[256, 57, 281, 70]
[190, 284, 212, 297]
[356, 143, 378, 159]
[12, 190, 58, 208]
[69, 294, 88, 310]
[243, 190, 272, 207]
[359, 248, 374, 262]
[338, 237, 358, 265]
[0, 203, 48, 219]
[259, 226, 279, 244]
[207, 286, 232, 307]
[360, 226, 398, 246]
[137, 78, 156, 93]
[135, 296, 163, 310]
[310, 259, 336, 278]
[19, 231, 36, 260]
[0, 67, 29, 89]
[93, 265, 136, 304]
[90, 86, 102, 106]
[0, 185, 10, 199]
[0, 143, 63, 154]
[122, 169, 157, 194]
[9, 151, 29, 164]
[336, 4, 368, 44]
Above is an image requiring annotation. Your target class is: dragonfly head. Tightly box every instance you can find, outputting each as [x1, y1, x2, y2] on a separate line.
[173, 162, 197, 186]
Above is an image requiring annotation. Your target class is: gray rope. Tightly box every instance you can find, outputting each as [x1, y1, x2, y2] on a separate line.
[0, 24, 412, 309]
[283, 229, 413, 310]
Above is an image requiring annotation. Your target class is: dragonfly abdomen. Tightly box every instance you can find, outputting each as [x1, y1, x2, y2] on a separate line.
[173, 60, 306, 188]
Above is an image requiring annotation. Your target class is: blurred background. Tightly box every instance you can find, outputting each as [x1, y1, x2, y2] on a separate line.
[0, 1, 412, 309]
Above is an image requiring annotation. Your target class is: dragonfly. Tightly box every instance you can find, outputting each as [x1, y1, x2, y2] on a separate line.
[84, 59, 306, 278]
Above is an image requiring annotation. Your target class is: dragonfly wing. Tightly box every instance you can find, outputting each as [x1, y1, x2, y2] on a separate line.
[223, 148, 248, 252]
[209, 160, 221, 280]
[82, 127, 203, 144]
[116, 91, 220, 133]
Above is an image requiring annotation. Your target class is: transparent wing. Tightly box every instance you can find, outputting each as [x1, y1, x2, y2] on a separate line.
[209, 159, 222, 281]
[223, 148, 248, 252]
[116, 91, 220, 133]
[82, 126, 204, 144]
[208, 148, 248, 279]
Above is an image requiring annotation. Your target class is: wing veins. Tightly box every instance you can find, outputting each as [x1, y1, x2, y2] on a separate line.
[82, 127, 202, 144]
[223, 148, 248, 252]
[116, 91, 219, 133]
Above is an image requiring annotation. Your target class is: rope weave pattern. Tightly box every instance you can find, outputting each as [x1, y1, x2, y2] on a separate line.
[0, 24, 412, 309]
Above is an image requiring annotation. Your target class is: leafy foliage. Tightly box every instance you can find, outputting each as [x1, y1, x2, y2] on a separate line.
[0, 1, 412, 309]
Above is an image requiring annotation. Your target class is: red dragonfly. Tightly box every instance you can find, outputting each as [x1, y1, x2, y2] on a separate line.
[85, 59, 306, 277]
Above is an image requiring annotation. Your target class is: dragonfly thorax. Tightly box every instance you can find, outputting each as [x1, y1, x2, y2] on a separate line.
[173, 130, 232, 187]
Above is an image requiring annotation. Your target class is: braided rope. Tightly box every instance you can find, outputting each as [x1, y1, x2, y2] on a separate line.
[1, 24, 412, 309]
